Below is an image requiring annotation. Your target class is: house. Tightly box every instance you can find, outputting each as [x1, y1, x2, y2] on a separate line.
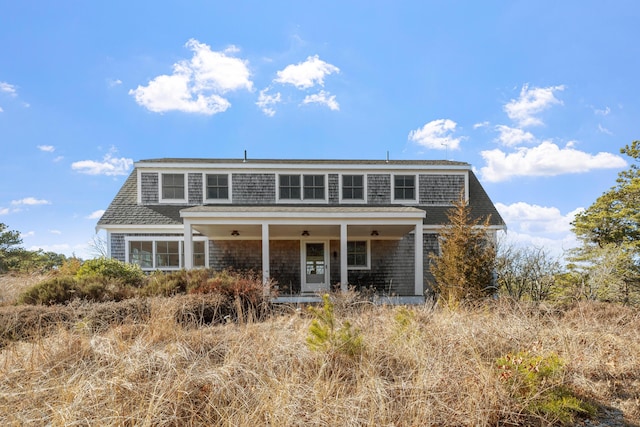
[97, 157, 505, 302]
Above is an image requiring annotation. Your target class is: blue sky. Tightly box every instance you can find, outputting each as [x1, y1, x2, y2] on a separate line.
[1, 1, 639, 259]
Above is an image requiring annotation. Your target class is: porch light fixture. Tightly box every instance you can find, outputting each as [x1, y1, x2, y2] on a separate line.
[371, 230, 379, 236]
[301, 230, 310, 236]
[231, 230, 240, 236]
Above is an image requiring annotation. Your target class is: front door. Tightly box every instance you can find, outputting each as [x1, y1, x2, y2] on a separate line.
[302, 242, 329, 293]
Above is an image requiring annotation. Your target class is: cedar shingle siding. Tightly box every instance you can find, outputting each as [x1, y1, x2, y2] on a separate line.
[98, 158, 505, 298]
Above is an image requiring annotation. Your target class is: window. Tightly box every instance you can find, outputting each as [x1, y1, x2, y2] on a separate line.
[161, 173, 185, 200]
[129, 241, 152, 268]
[279, 174, 326, 201]
[303, 175, 325, 199]
[347, 241, 369, 269]
[193, 241, 206, 267]
[155, 241, 180, 268]
[279, 175, 301, 199]
[342, 175, 364, 200]
[206, 174, 229, 200]
[394, 175, 416, 200]
[128, 239, 206, 270]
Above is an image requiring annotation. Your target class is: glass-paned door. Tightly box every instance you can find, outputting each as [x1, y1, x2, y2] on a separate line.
[302, 242, 329, 293]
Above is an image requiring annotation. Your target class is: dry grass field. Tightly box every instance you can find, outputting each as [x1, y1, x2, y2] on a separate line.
[1, 274, 639, 426]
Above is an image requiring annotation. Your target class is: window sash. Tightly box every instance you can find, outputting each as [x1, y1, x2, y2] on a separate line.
[279, 175, 301, 199]
[394, 175, 415, 200]
[303, 175, 325, 200]
[206, 174, 229, 199]
[342, 175, 364, 200]
[162, 173, 185, 200]
[347, 241, 368, 268]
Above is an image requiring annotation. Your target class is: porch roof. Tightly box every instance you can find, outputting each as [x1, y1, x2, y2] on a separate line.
[180, 205, 426, 240]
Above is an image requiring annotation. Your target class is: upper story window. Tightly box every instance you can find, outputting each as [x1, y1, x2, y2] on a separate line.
[393, 174, 416, 202]
[206, 174, 229, 200]
[161, 173, 185, 201]
[303, 175, 325, 199]
[342, 175, 364, 201]
[279, 174, 326, 201]
[279, 175, 301, 199]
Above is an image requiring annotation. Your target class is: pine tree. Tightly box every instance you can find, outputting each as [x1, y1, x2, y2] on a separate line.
[429, 193, 497, 307]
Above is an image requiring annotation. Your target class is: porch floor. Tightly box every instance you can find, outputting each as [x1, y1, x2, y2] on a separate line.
[271, 294, 426, 305]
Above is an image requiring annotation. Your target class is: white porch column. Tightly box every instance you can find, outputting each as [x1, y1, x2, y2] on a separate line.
[340, 223, 348, 292]
[184, 221, 193, 269]
[414, 220, 424, 295]
[262, 223, 270, 291]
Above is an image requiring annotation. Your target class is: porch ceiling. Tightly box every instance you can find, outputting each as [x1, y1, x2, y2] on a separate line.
[192, 223, 416, 240]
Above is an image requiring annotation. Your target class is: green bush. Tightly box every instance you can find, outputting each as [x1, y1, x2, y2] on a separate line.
[497, 350, 595, 425]
[76, 257, 144, 287]
[18, 276, 79, 305]
[307, 294, 364, 357]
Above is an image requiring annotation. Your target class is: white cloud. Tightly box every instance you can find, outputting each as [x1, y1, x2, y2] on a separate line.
[49, 230, 62, 235]
[86, 210, 105, 220]
[598, 124, 613, 135]
[473, 121, 490, 129]
[53, 156, 64, 162]
[496, 202, 584, 259]
[256, 88, 282, 116]
[0, 107, 3, 113]
[594, 106, 610, 116]
[37, 145, 55, 152]
[11, 197, 51, 206]
[21, 231, 35, 238]
[0, 207, 8, 215]
[302, 90, 339, 111]
[129, 39, 253, 115]
[480, 141, 627, 182]
[275, 55, 339, 89]
[0, 82, 17, 96]
[108, 78, 122, 87]
[495, 125, 535, 147]
[504, 84, 565, 127]
[72, 153, 133, 176]
[408, 119, 462, 150]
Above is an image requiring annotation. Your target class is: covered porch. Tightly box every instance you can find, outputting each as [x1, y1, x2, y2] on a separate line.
[181, 206, 427, 297]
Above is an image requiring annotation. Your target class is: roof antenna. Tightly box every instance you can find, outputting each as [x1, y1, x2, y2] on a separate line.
[386, 151, 389, 163]
[243, 150, 247, 163]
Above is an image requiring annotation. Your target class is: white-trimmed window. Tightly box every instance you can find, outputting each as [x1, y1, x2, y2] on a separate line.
[393, 174, 417, 202]
[160, 173, 186, 202]
[127, 237, 207, 270]
[278, 174, 326, 202]
[347, 240, 370, 269]
[205, 173, 230, 201]
[341, 174, 365, 202]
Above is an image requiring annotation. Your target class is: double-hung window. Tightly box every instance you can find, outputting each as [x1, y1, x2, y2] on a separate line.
[279, 174, 325, 201]
[393, 175, 416, 201]
[279, 175, 301, 199]
[161, 173, 185, 201]
[303, 175, 325, 200]
[347, 241, 369, 269]
[206, 174, 229, 200]
[342, 175, 364, 201]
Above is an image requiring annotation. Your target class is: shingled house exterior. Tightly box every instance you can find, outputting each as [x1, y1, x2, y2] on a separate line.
[97, 158, 505, 302]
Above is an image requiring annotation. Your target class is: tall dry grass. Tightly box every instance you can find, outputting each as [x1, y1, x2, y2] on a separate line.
[0, 293, 639, 425]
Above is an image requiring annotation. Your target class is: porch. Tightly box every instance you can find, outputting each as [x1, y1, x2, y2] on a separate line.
[180, 206, 428, 297]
